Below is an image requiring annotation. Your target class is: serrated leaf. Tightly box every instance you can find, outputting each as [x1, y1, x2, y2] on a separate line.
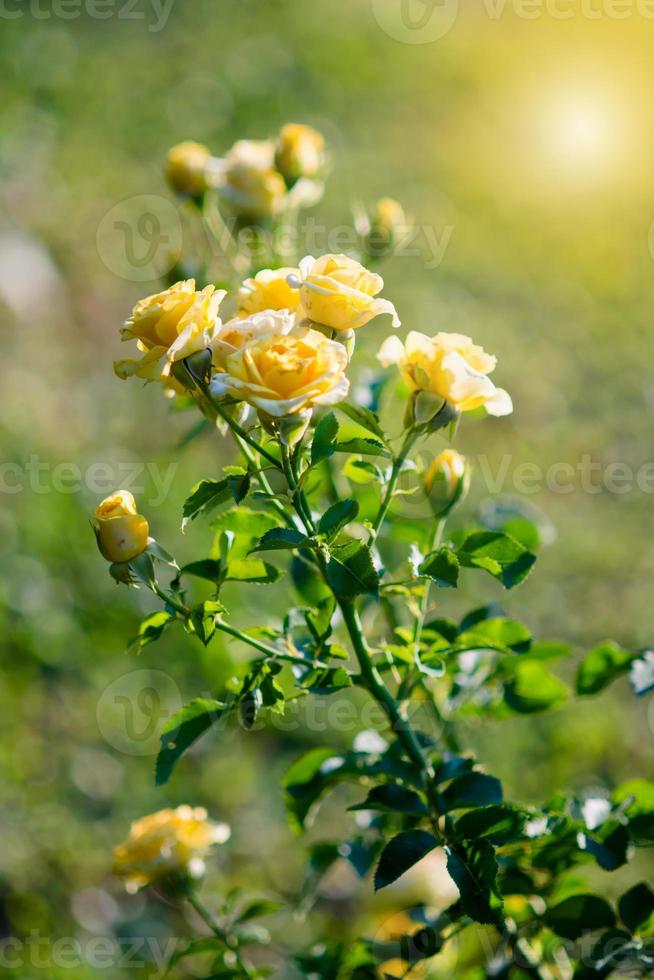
[337, 403, 387, 441]
[250, 527, 309, 552]
[441, 772, 503, 811]
[311, 412, 339, 466]
[326, 539, 380, 597]
[156, 698, 225, 786]
[333, 438, 390, 457]
[544, 894, 615, 940]
[457, 531, 536, 589]
[619, 882, 654, 933]
[226, 558, 282, 584]
[374, 830, 439, 890]
[576, 640, 636, 696]
[349, 784, 428, 815]
[419, 548, 459, 589]
[182, 474, 250, 526]
[445, 840, 503, 925]
[454, 804, 527, 843]
[318, 499, 359, 539]
[301, 666, 353, 695]
[211, 507, 282, 537]
[128, 610, 174, 652]
[459, 617, 531, 654]
[504, 661, 568, 713]
[179, 559, 224, 584]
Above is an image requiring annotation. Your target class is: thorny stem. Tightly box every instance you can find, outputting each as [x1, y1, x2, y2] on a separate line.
[200, 383, 281, 470]
[214, 618, 331, 670]
[369, 428, 419, 541]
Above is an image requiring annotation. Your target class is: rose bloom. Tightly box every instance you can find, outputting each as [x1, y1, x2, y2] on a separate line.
[236, 267, 302, 317]
[165, 141, 213, 198]
[94, 490, 149, 564]
[275, 122, 325, 182]
[209, 325, 349, 418]
[218, 139, 287, 220]
[113, 806, 230, 893]
[212, 309, 297, 370]
[378, 331, 512, 417]
[295, 253, 400, 333]
[114, 280, 224, 382]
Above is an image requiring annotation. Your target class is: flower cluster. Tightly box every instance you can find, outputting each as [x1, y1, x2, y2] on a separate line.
[165, 122, 326, 217]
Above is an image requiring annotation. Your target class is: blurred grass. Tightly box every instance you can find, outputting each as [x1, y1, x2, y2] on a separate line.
[1, 1, 654, 975]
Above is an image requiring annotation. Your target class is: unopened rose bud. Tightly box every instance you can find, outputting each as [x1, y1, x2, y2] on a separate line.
[165, 141, 214, 199]
[274, 123, 325, 184]
[423, 449, 468, 516]
[366, 197, 408, 258]
[94, 490, 149, 564]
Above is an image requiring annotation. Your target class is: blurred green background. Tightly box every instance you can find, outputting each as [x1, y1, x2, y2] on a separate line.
[1, 0, 653, 975]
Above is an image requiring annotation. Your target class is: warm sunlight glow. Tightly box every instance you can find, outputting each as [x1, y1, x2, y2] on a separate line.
[554, 103, 610, 159]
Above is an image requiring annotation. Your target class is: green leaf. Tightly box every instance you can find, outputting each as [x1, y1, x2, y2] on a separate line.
[457, 531, 536, 589]
[544, 894, 615, 940]
[337, 403, 387, 441]
[226, 558, 282, 584]
[619, 882, 654, 932]
[179, 559, 224, 584]
[182, 474, 250, 526]
[455, 805, 527, 844]
[211, 507, 282, 537]
[318, 499, 359, 539]
[156, 698, 225, 786]
[504, 661, 568, 713]
[342, 458, 382, 485]
[441, 772, 503, 811]
[374, 830, 439, 890]
[333, 438, 390, 457]
[576, 640, 636, 696]
[419, 548, 459, 589]
[301, 666, 353, 695]
[349, 784, 428, 815]
[326, 540, 380, 597]
[128, 610, 174, 652]
[582, 822, 630, 871]
[311, 412, 339, 466]
[459, 617, 531, 654]
[250, 527, 309, 552]
[445, 840, 503, 925]
[282, 747, 339, 832]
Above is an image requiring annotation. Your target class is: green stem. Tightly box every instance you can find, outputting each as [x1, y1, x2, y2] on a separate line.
[200, 384, 281, 470]
[279, 440, 316, 534]
[412, 516, 446, 668]
[152, 583, 187, 616]
[214, 619, 330, 669]
[369, 429, 419, 541]
[186, 890, 252, 978]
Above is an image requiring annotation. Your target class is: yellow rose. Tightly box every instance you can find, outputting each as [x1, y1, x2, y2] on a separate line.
[165, 141, 214, 198]
[209, 325, 349, 418]
[219, 139, 287, 220]
[113, 805, 230, 893]
[236, 267, 302, 317]
[114, 279, 225, 382]
[212, 309, 297, 371]
[377, 331, 512, 417]
[294, 253, 400, 333]
[94, 490, 149, 564]
[274, 122, 325, 182]
[424, 449, 468, 515]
